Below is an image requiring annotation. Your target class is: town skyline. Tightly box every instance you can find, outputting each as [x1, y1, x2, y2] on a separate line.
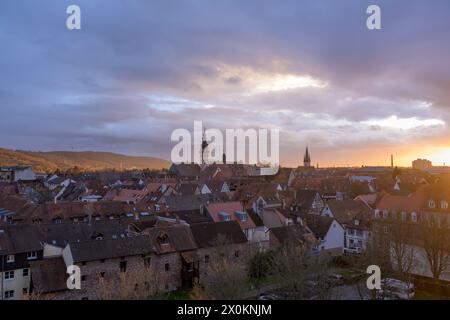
[1, 1, 450, 168]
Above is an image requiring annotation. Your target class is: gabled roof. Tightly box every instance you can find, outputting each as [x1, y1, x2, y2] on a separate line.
[144, 225, 197, 253]
[0, 224, 43, 255]
[177, 183, 199, 196]
[303, 215, 334, 239]
[68, 235, 154, 263]
[190, 221, 247, 248]
[376, 190, 425, 213]
[326, 199, 372, 229]
[169, 163, 201, 177]
[39, 220, 133, 247]
[270, 224, 315, 246]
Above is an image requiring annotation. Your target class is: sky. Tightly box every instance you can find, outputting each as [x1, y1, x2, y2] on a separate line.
[1, 0, 450, 167]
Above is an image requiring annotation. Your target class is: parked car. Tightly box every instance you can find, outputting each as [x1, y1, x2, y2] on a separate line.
[258, 292, 279, 300]
[378, 278, 415, 300]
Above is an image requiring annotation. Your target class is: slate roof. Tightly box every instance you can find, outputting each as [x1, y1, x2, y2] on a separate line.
[270, 224, 314, 246]
[69, 235, 154, 263]
[327, 199, 372, 229]
[169, 163, 201, 178]
[39, 220, 133, 247]
[0, 224, 43, 255]
[303, 215, 334, 239]
[177, 183, 199, 196]
[190, 221, 247, 248]
[144, 225, 198, 253]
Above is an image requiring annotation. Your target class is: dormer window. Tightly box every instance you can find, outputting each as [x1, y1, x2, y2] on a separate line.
[53, 217, 62, 224]
[27, 251, 37, 260]
[234, 211, 247, 222]
[429, 200, 436, 209]
[219, 212, 231, 221]
[157, 233, 169, 245]
[441, 201, 448, 210]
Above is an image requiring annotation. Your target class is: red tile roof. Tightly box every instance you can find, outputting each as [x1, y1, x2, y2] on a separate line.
[206, 201, 256, 230]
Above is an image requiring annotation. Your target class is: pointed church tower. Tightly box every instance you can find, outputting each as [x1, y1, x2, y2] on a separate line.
[201, 130, 209, 165]
[303, 145, 311, 167]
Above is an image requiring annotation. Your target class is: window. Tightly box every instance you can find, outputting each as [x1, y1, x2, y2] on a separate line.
[165, 263, 170, 272]
[383, 210, 388, 219]
[411, 212, 417, 223]
[81, 275, 87, 282]
[401, 212, 407, 221]
[441, 201, 448, 210]
[383, 226, 389, 234]
[27, 251, 37, 260]
[157, 234, 169, 245]
[23, 268, 29, 277]
[234, 250, 240, 258]
[7, 255, 14, 263]
[4, 270, 15, 280]
[100, 272, 105, 278]
[374, 209, 380, 219]
[429, 200, 435, 209]
[205, 255, 210, 264]
[4, 290, 14, 299]
[353, 219, 360, 226]
[120, 261, 127, 273]
[22, 288, 28, 295]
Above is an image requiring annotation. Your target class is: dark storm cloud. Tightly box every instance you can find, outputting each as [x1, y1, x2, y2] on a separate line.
[1, 0, 450, 164]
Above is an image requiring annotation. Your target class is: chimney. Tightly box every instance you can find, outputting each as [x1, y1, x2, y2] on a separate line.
[391, 154, 394, 168]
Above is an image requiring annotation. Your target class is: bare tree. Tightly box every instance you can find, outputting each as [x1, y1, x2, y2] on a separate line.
[201, 235, 250, 300]
[387, 217, 417, 280]
[97, 265, 162, 300]
[419, 214, 450, 281]
[270, 240, 335, 300]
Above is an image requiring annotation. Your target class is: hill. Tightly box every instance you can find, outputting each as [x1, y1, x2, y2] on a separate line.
[0, 148, 170, 172]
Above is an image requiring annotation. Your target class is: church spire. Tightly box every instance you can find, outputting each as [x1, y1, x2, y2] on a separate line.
[303, 145, 311, 167]
[201, 129, 209, 165]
